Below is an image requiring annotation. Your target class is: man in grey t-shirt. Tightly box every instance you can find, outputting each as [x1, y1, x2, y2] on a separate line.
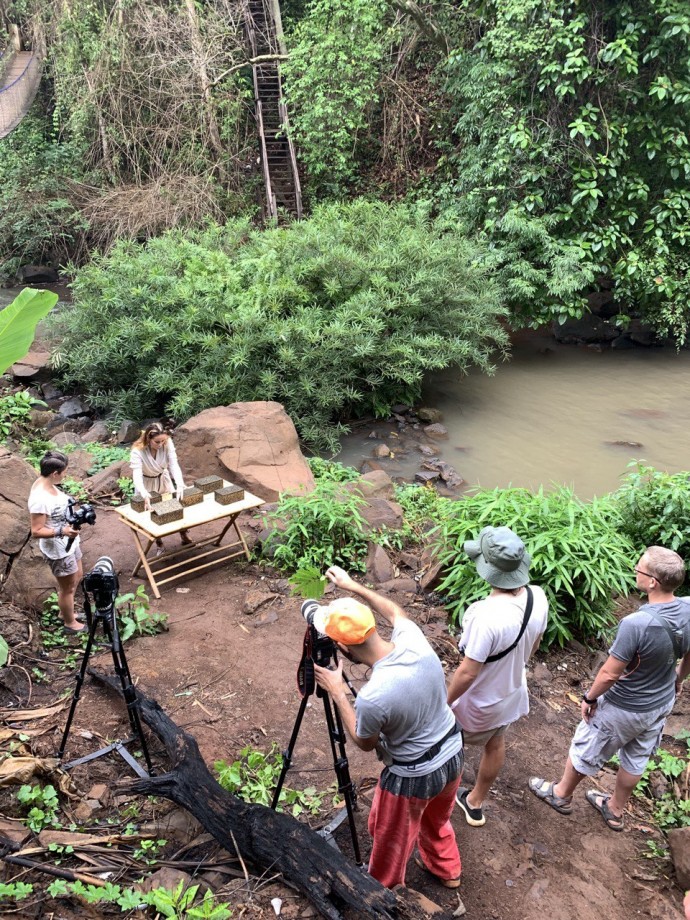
[529, 546, 690, 831]
[314, 566, 463, 890]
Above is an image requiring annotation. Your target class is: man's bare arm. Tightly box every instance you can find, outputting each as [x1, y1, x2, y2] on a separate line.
[447, 656, 483, 706]
[326, 565, 406, 626]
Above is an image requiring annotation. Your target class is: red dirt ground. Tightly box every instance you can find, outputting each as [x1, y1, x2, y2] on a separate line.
[2, 506, 687, 919]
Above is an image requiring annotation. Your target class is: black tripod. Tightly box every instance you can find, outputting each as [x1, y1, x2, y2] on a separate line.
[57, 582, 154, 779]
[271, 627, 361, 865]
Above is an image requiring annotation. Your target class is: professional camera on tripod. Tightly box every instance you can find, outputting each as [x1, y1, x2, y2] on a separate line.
[57, 556, 154, 777]
[270, 597, 362, 863]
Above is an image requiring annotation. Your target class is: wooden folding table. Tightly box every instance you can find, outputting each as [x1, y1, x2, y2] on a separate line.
[116, 484, 264, 598]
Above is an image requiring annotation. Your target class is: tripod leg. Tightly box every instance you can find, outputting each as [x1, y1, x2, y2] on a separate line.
[57, 603, 100, 761]
[102, 615, 155, 776]
[321, 693, 362, 865]
[271, 692, 310, 810]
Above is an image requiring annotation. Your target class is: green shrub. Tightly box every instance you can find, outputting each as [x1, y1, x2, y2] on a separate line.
[307, 457, 360, 483]
[52, 201, 508, 450]
[264, 480, 368, 574]
[611, 462, 690, 570]
[394, 482, 452, 544]
[434, 485, 635, 647]
[0, 390, 45, 440]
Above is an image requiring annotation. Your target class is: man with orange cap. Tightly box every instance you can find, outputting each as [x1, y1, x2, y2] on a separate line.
[313, 565, 463, 890]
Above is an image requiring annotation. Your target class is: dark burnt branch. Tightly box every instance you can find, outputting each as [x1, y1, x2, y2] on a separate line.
[89, 670, 448, 920]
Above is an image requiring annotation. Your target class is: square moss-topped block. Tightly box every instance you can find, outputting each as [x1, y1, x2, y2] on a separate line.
[194, 475, 223, 494]
[149, 491, 163, 505]
[214, 484, 245, 505]
[180, 486, 204, 507]
[151, 499, 184, 526]
[131, 493, 147, 513]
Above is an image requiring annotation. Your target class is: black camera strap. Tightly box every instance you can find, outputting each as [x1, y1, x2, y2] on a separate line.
[484, 586, 534, 663]
[297, 627, 316, 697]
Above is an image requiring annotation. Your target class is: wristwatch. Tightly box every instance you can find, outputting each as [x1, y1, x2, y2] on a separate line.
[582, 693, 597, 705]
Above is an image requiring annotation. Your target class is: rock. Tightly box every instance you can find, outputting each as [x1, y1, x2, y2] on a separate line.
[420, 561, 443, 591]
[373, 443, 391, 458]
[611, 335, 635, 350]
[57, 397, 90, 419]
[552, 315, 618, 344]
[567, 638, 588, 655]
[81, 421, 111, 444]
[366, 544, 394, 584]
[0, 816, 32, 850]
[243, 589, 279, 615]
[424, 423, 448, 439]
[253, 609, 279, 627]
[416, 408, 443, 424]
[11, 349, 52, 381]
[87, 783, 109, 804]
[46, 415, 88, 434]
[589, 650, 608, 676]
[139, 807, 203, 843]
[415, 470, 440, 484]
[417, 445, 436, 457]
[117, 419, 141, 443]
[401, 889, 446, 915]
[17, 264, 58, 283]
[28, 408, 56, 430]
[605, 439, 643, 449]
[669, 826, 690, 889]
[399, 552, 420, 572]
[174, 402, 315, 503]
[138, 868, 193, 895]
[360, 498, 403, 534]
[41, 382, 64, 402]
[359, 459, 384, 474]
[348, 470, 395, 501]
[367, 430, 379, 439]
[391, 404, 410, 414]
[531, 662, 552, 685]
[0, 449, 39, 560]
[87, 459, 131, 496]
[378, 577, 418, 595]
[51, 431, 83, 449]
[628, 319, 658, 347]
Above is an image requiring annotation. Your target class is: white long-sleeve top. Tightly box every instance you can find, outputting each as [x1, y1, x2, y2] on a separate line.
[130, 438, 185, 498]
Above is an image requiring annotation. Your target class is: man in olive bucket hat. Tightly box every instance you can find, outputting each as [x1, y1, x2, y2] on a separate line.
[447, 526, 548, 827]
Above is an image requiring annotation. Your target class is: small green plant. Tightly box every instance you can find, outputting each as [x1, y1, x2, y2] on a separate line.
[117, 475, 135, 502]
[61, 477, 89, 502]
[16, 783, 61, 832]
[132, 837, 167, 864]
[612, 463, 690, 573]
[0, 389, 44, 440]
[307, 457, 361, 483]
[116, 585, 169, 640]
[394, 483, 451, 544]
[641, 839, 669, 861]
[84, 442, 129, 473]
[289, 565, 327, 600]
[264, 480, 369, 574]
[434, 485, 635, 646]
[20, 435, 56, 468]
[215, 744, 325, 817]
[0, 881, 34, 902]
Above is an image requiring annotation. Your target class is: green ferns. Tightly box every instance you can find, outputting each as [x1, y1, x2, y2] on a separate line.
[54, 201, 508, 449]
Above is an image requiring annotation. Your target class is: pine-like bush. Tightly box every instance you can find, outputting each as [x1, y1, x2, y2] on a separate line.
[52, 201, 508, 450]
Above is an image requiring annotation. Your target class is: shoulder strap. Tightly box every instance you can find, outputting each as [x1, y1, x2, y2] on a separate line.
[645, 609, 683, 660]
[485, 586, 534, 664]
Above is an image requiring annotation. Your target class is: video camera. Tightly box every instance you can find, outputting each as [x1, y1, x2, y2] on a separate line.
[82, 556, 119, 613]
[65, 497, 97, 530]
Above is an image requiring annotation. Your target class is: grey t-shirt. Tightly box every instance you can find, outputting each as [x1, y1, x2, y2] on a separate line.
[355, 618, 462, 777]
[605, 599, 690, 712]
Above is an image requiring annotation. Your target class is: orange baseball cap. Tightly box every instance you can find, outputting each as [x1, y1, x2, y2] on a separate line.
[313, 598, 376, 645]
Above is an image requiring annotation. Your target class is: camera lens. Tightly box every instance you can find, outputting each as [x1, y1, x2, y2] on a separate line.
[93, 556, 115, 574]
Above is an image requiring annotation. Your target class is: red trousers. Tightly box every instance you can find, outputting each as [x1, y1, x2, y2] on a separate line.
[367, 774, 462, 889]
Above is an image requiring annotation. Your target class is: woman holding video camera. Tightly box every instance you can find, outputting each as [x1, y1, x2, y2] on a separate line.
[130, 421, 191, 549]
[28, 450, 85, 634]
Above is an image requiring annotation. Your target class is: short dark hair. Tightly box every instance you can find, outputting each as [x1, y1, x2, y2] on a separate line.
[39, 450, 68, 478]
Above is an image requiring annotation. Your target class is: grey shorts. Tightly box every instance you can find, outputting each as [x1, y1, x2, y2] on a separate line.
[569, 696, 670, 777]
[462, 723, 509, 746]
[48, 545, 83, 579]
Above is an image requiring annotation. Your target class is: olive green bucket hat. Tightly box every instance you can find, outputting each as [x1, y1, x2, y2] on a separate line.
[464, 526, 531, 589]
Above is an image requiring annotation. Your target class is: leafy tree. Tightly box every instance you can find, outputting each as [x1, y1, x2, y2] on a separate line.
[52, 200, 508, 449]
[437, 0, 690, 339]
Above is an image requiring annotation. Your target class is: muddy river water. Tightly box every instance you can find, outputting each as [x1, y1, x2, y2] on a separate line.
[335, 330, 690, 498]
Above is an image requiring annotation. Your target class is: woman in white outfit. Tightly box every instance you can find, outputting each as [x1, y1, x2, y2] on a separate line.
[130, 422, 191, 549]
[28, 450, 85, 633]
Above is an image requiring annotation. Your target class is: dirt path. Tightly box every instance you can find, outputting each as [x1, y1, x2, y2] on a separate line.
[5, 510, 686, 919]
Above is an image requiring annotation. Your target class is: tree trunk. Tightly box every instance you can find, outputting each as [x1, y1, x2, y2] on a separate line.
[183, 0, 224, 163]
[89, 672, 449, 920]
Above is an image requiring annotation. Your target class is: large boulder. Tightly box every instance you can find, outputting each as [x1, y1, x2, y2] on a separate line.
[0, 449, 54, 609]
[174, 403, 315, 502]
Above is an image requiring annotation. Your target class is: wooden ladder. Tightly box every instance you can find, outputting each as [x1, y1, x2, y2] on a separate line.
[245, 0, 302, 222]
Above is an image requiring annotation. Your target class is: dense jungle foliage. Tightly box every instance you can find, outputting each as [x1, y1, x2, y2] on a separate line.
[50, 201, 508, 449]
[1, 0, 689, 435]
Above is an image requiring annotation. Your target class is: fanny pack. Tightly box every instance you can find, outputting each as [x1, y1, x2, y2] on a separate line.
[391, 722, 461, 767]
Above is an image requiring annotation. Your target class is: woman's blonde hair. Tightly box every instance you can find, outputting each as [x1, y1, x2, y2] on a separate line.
[132, 421, 169, 451]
